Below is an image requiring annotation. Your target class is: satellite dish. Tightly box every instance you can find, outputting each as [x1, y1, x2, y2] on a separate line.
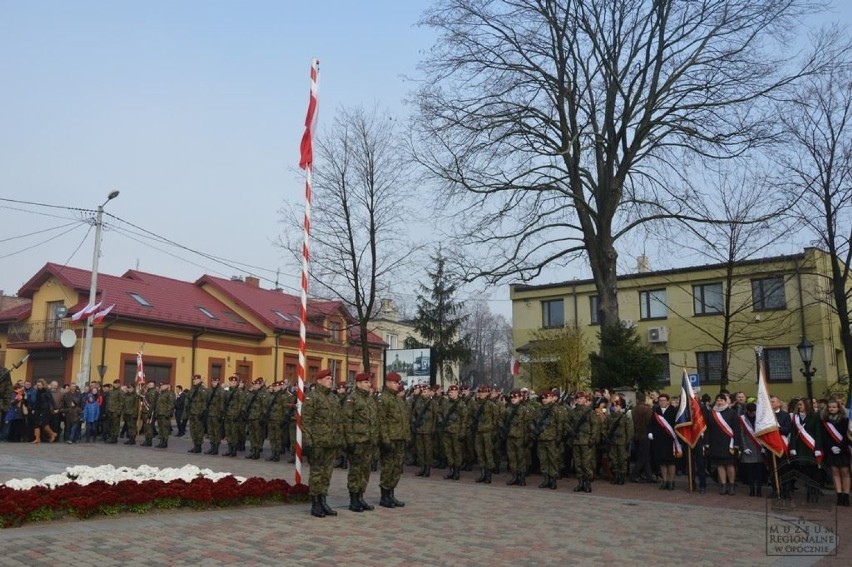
[60, 329, 77, 348]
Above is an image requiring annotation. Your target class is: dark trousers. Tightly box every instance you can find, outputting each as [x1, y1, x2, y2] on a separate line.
[631, 437, 652, 480]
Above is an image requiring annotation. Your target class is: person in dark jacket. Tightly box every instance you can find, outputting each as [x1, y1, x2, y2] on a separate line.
[31, 379, 59, 443]
[706, 393, 741, 495]
[629, 392, 653, 483]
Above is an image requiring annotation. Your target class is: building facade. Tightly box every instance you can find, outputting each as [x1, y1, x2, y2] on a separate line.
[0, 263, 385, 390]
[510, 248, 848, 401]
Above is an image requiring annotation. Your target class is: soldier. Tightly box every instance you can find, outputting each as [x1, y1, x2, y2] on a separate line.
[203, 376, 225, 455]
[532, 389, 564, 489]
[405, 383, 422, 466]
[490, 387, 506, 474]
[472, 385, 497, 484]
[377, 372, 409, 508]
[263, 381, 289, 462]
[432, 385, 447, 469]
[154, 382, 175, 448]
[121, 383, 139, 445]
[333, 381, 350, 470]
[568, 391, 599, 493]
[236, 380, 249, 451]
[302, 368, 342, 518]
[412, 384, 437, 477]
[140, 381, 158, 447]
[504, 389, 533, 486]
[105, 380, 123, 443]
[605, 396, 634, 485]
[221, 375, 245, 457]
[439, 384, 468, 481]
[460, 385, 476, 470]
[185, 374, 207, 453]
[342, 372, 379, 512]
[242, 378, 267, 460]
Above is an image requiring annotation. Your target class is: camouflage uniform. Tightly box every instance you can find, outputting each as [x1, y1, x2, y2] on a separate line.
[568, 398, 600, 492]
[121, 387, 138, 444]
[378, 376, 410, 507]
[412, 391, 437, 477]
[504, 395, 534, 485]
[472, 391, 497, 483]
[605, 406, 634, 484]
[141, 385, 158, 446]
[203, 380, 225, 454]
[242, 382, 267, 460]
[342, 378, 379, 511]
[263, 384, 289, 461]
[432, 390, 447, 468]
[105, 385, 123, 443]
[185, 379, 207, 453]
[532, 393, 566, 488]
[302, 373, 342, 517]
[439, 388, 468, 480]
[154, 386, 175, 448]
[491, 391, 506, 473]
[221, 379, 245, 456]
[461, 389, 476, 469]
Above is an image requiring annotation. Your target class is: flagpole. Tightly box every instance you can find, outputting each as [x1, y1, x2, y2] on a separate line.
[687, 447, 693, 493]
[772, 454, 781, 499]
[295, 58, 319, 486]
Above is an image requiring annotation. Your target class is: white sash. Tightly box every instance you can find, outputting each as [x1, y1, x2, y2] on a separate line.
[712, 409, 735, 450]
[794, 414, 817, 452]
[823, 420, 843, 445]
[739, 415, 761, 451]
[654, 412, 682, 456]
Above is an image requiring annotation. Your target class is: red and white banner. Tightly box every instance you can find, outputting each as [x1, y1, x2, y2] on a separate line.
[754, 358, 787, 457]
[654, 412, 683, 457]
[711, 409, 735, 451]
[135, 352, 146, 385]
[71, 301, 102, 322]
[92, 304, 115, 324]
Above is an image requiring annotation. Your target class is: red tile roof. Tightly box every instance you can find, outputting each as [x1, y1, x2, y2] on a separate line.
[0, 301, 31, 323]
[16, 263, 264, 337]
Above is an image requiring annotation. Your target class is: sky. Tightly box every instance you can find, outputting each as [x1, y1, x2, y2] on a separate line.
[1, 1, 851, 322]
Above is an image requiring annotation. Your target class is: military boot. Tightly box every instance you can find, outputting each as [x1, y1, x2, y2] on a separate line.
[507, 472, 519, 486]
[266, 450, 280, 462]
[358, 493, 374, 511]
[188, 443, 202, 453]
[379, 487, 395, 508]
[124, 437, 136, 446]
[574, 479, 585, 492]
[320, 495, 338, 516]
[518, 473, 526, 486]
[444, 467, 455, 480]
[159, 439, 168, 449]
[310, 495, 326, 518]
[475, 468, 487, 483]
[348, 492, 364, 513]
[390, 489, 405, 508]
[423, 466, 431, 478]
[539, 475, 551, 489]
[549, 477, 557, 490]
[415, 465, 426, 477]
[584, 478, 592, 493]
[141, 439, 153, 447]
[452, 467, 460, 481]
[484, 469, 492, 484]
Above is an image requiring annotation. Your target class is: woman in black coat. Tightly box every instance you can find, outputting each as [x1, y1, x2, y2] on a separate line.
[705, 393, 740, 495]
[821, 400, 850, 506]
[31, 379, 58, 443]
[649, 393, 680, 490]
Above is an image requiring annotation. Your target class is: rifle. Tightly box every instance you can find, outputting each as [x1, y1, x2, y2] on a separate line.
[146, 390, 159, 425]
[440, 399, 460, 429]
[202, 385, 218, 434]
[0, 354, 29, 384]
[413, 399, 431, 432]
[471, 402, 486, 437]
[605, 412, 627, 446]
[532, 406, 552, 438]
[565, 406, 593, 444]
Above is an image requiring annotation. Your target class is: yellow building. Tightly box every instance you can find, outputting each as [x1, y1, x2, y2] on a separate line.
[510, 248, 848, 401]
[0, 263, 386, 390]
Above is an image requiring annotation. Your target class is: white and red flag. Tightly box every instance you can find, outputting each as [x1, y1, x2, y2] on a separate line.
[510, 357, 520, 377]
[92, 304, 115, 324]
[71, 301, 102, 322]
[755, 356, 787, 457]
[135, 352, 146, 385]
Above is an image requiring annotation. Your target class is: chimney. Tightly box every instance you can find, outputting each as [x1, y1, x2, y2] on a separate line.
[636, 255, 650, 273]
[245, 276, 260, 288]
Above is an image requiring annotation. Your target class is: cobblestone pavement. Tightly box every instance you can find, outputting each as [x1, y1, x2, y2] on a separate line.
[0, 436, 848, 566]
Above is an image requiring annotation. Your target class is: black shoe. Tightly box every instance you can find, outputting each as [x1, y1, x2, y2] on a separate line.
[539, 475, 551, 489]
[519, 474, 526, 486]
[310, 495, 326, 518]
[423, 466, 431, 478]
[444, 468, 455, 480]
[574, 480, 585, 492]
[141, 440, 152, 447]
[484, 470, 491, 484]
[188, 444, 201, 453]
[204, 444, 216, 455]
[698, 485, 706, 494]
[158, 440, 168, 449]
[452, 467, 460, 481]
[583, 479, 592, 493]
[507, 473, 519, 486]
[358, 493, 374, 511]
[379, 487, 395, 508]
[475, 468, 487, 483]
[348, 492, 364, 513]
[390, 489, 405, 508]
[320, 495, 337, 516]
[124, 438, 136, 446]
[667, 481, 674, 491]
[415, 466, 426, 477]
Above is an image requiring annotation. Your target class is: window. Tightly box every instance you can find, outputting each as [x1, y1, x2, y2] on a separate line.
[209, 361, 223, 381]
[197, 306, 217, 319]
[693, 283, 723, 315]
[128, 292, 152, 307]
[221, 311, 245, 325]
[589, 296, 601, 325]
[542, 299, 564, 328]
[385, 332, 398, 349]
[639, 289, 667, 320]
[328, 320, 343, 342]
[696, 351, 723, 385]
[752, 277, 786, 311]
[656, 354, 671, 385]
[764, 348, 792, 382]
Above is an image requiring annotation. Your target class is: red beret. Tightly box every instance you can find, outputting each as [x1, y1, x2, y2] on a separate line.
[510, 389, 521, 396]
[228, 375, 239, 382]
[541, 390, 557, 399]
[355, 372, 371, 383]
[574, 391, 588, 400]
[253, 378, 264, 385]
[336, 382, 347, 389]
[315, 369, 332, 380]
[192, 374, 202, 380]
[448, 384, 459, 392]
[477, 385, 490, 393]
[385, 372, 402, 383]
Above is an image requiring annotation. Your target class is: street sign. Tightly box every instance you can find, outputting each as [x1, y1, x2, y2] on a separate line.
[688, 373, 700, 388]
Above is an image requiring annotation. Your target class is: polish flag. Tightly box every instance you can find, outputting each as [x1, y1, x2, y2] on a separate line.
[92, 304, 115, 324]
[71, 301, 102, 322]
[755, 357, 787, 457]
[510, 357, 520, 376]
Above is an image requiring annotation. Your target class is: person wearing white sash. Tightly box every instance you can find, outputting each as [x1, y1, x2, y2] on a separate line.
[706, 393, 740, 495]
[649, 393, 680, 490]
[739, 403, 765, 497]
[820, 399, 850, 506]
[790, 398, 823, 503]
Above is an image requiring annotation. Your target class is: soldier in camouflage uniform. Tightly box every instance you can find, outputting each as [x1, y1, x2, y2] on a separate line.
[202, 376, 225, 455]
[568, 391, 600, 493]
[121, 384, 139, 445]
[504, 389, 534, 486]
[236, 380, 248, 451]
[432, 385, 447, 469]
[242, 378, 267, 460]
[104, 380, 123, 443]
[221, 375, 245, 457]
[303, 368, 342, 518]
[439, 384, 468, 481]
[490, 387, 506, 474]
[460, 385, 476, 470]
[185, 374, 207, 453]
[342, 372, 379, 512]
[412, 385, 437, 477]
[377, 372, 409, 508]
[472, 385, 497, 484]
[605, 396, 634, 485]
[153, 382, 175, 448]
[532, 390, 565, 489]
[405, 384, 422, 466]
[263, 381, 289, 461]
[140, 381, 158, 446]
[333, 381, 350, 470]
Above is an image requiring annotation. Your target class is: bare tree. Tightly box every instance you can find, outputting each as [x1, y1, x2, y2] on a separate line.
[413, 0, 830, 337]
[279, 106, 413, 370]
[460, 298, 514, 389]
[777, 50, 852, 397]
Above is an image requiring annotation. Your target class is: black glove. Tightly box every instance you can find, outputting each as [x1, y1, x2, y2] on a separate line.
[303, 445, 312, 458]
[239, 411, 248, 422]
[345, 443, 356, 454]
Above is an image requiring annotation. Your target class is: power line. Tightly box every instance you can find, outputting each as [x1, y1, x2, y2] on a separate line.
[0, 221, 81, 243]
[0, 222, 87, 260]
[0, 197, 93, 213]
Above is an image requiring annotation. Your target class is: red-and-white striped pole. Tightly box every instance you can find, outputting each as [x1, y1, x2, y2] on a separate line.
[295, 58, 319, 486]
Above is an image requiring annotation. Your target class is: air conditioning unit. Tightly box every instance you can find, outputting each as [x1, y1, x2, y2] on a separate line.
[648, 326, 668, 343]
[620, 319, 635, 328]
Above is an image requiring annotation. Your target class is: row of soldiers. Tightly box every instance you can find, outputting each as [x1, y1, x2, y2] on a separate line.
[407, 384, 633, 492]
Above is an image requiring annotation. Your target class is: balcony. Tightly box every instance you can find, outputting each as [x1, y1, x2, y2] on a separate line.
[7, 319, 71, 348]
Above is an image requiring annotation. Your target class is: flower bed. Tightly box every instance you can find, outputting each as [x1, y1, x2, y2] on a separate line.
[0, 465, 309, 528]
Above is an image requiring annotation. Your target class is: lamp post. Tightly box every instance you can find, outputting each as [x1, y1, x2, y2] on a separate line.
[797, 336, 816, 402]
[78, 190, 120, 388]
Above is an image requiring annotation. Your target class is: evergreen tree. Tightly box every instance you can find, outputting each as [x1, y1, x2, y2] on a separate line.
[411, 248, 470, 383]
[589, 325, 663, 393]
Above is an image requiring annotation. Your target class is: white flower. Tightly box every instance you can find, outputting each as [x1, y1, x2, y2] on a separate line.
[1, 464, 247, 490]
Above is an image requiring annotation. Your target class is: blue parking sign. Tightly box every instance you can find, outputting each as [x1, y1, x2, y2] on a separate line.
[688, 373, 700, 388]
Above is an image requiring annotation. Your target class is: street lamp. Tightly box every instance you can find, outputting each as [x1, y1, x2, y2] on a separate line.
[78, 190, 120, 388]
[797, 336, 816, 402]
